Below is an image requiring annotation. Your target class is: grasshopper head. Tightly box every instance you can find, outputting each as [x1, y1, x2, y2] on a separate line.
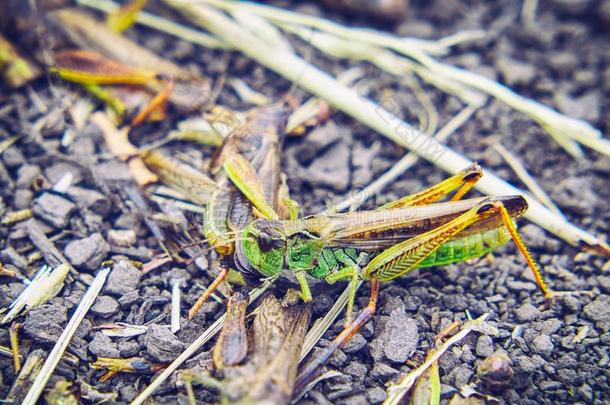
[236, 220, 286, 277]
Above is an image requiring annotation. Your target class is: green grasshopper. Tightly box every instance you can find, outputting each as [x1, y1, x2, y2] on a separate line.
[143, 102, 561, 391]
[218, 163, 568, 389]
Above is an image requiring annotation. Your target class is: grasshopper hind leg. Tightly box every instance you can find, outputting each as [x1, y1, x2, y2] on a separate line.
[379, 163, 482, 209]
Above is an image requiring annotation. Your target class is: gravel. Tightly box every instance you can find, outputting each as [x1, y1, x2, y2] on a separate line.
[143, 324, 186, 363]
[369, 304, 419, 364]
[0, 1, 608, 404]
[88, 333, 120, 358]
[31, 193, 76, 229]
[90, 295, 120, 318]
[104, 260, 142, 296]
[64, 233, 110, 271]
[23, 303, 68, 345]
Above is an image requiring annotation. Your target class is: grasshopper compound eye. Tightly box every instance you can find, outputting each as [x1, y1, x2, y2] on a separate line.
[476, 203, 496, 215]
[258, 231, 284, 252]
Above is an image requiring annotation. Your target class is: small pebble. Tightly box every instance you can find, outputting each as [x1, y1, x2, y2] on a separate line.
[23, 303, 67, 345]
[143, 324, 186, 362]
[531, 334, 554, 355]
[118, 340, 141, 357]
[66, 186, 111, 216]
[369, 304, 418, 363]
[583, 296, 610, 322]
[107, 229, 137, 247]
[476, 335, 494, 357]
[64, 233, 109, 271]
[90, 295, 120, 318]
[105, 260, 142, 296]
[514, 302, 541, 322]
[366, 387, 387, 403]
[343, 333, 367, 354]
[88, 333, 120, 358]
[32, 193, 76, 229]
[369, 362, 399, 382]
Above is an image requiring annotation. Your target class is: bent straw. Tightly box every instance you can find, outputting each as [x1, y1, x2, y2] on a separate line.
[163, 1, 608, 254]
[22, 268, 109, 405]
[201, 0, 608, 158]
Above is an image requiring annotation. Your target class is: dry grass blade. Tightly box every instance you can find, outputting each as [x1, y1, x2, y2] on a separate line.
[171, 279, 184, 333]
[201, 0, 607, 158]
[292, 370, 342, 403]
[6, 349, 45, 404]
[106, 0, 148, 32]
[130, 281, 274, 405]
[410, 361, 440, 405]
[52, 49, 157, 85]
[229, 78, 271, 106]
[0, 135, 20, 154]
[141, 149, 219, 205]
[493, 143, 565, 219]
[9, 323, 22, 372]
[160, 0, 609, 256]
[384, 314, 489, 405]
[91, 112, 159, 186]
[51, 8, 190, 78]
[1, 264, 70, 324]
[283, 25, 485, 107]
[78, 0, 230, 49]
[97, 322, 148, 338]
[1, 209, 33, 225]
[203, 0, 478, 56]
[25, 220, 71, 268]
[21, 268, 109, 405]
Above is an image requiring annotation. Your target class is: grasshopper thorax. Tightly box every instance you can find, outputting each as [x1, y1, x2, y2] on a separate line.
[235, 219, 287, 278]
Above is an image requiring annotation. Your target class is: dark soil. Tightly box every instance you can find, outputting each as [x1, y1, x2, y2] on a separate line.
[1, 1, 609, 404]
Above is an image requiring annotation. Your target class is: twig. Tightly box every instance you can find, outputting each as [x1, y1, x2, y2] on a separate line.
[130, 281, 274, 405]
[493, 143, 565, 219]
[383, 313, 490, 405]
[324, 105, 477, 214]
[25, 219, 71, 269]
[21, 268, 109, 405]
[161, 0, 609, 255]
[170, 279, 183, 333]
[521, 0, 539, 25]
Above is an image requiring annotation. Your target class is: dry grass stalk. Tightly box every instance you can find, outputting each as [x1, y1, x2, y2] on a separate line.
[22, 268, 109, 405]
